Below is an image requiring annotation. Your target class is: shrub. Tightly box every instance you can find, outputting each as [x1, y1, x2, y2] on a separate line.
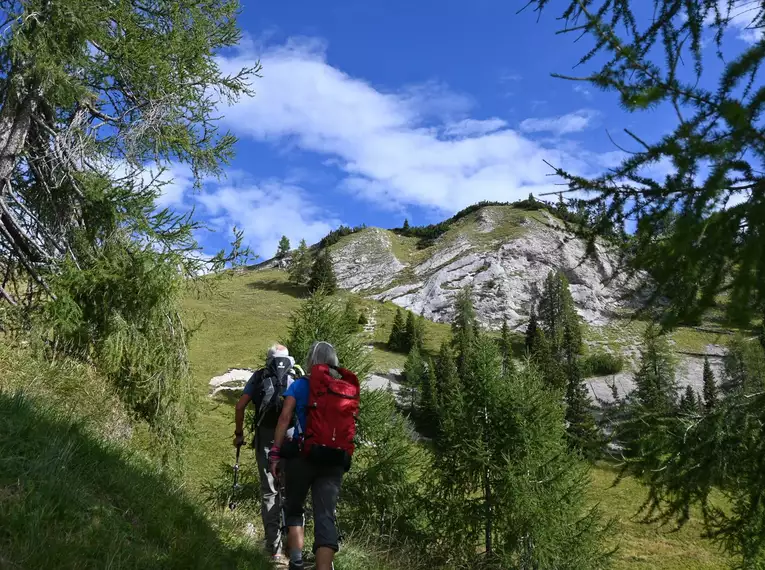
[583, 352, 624, 377]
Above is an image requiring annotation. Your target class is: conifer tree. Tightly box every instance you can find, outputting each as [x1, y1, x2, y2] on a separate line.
[341, 299, 360, 333]
[620, 328, 677, 462]
[528, 6, 765, 557]
[721, 336, 765, 397]
[452, 287, 478, 380]
[531, 328, 565, 391]
[388, 308, 406, 352]
[404, 311, 418, 353]
[422, 357, 438, 418]
[404, 345, 426, 410]
[526, 0, 765, 326]
[403, 218, 410, 230]
[0, 0, 256, 449]
[525, 309, 539, 354]
[415, 311, 427, 352]
[276, 235, 291, 258]
[702, 357, 717, 413]
[430, 338, 612, 568]
[288, 239, 312, 286]
[0, 0, 255, 311]
[563, 321, 601, 458]
[538, 271, 581, 359]
[434, 340, 459, 412]
[634, 329, 677, 414]
[678, 385, 699, 417]
[500, 317, 514, 375]
[284, 291, 370, 378]
[308, 250, 337, 295]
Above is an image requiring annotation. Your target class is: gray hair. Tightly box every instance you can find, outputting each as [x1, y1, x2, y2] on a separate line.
[267, 344, 289, 361]
[305, 341, 339, 369]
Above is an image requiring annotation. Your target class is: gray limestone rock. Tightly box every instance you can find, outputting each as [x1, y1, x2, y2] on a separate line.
[332, 228, 405, 292]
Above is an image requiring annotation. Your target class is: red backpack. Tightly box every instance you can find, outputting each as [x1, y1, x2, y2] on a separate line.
[302, 364, 360, 468]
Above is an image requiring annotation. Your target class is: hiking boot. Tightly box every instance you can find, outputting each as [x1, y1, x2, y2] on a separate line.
[287, 561, 304, 570]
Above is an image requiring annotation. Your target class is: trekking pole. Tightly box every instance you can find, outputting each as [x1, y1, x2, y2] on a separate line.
[229, 444, 242, 511]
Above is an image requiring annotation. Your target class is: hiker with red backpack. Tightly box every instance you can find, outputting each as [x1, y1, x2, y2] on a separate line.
[233, 344, 303, 566]
[268, 341, 360, 570]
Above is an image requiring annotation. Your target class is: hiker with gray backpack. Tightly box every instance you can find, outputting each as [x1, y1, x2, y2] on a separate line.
[233, 344, 303, 566]
[269, 341, 360, 570]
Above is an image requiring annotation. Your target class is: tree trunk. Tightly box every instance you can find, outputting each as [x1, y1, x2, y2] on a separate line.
[484, 466, 492, 556]
[483, 404, 492, 557]
[0, 78, 40, 186]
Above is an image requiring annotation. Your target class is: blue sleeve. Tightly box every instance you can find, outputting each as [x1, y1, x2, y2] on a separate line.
[284, 378, 308, 402]
[242, 372, 259, 398]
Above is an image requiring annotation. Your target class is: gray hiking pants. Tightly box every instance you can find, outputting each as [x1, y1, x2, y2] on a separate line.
[284, 456, 344, 552]
[254, 426, 283, 555]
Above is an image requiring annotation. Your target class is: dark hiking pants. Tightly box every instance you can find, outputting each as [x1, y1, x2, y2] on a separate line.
[284, 456, 344, 552]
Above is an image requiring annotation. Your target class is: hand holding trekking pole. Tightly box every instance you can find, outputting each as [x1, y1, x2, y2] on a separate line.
[233, 430, 244, 448]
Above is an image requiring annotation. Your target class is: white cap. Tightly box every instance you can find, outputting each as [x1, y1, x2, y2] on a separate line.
[267, 343, 289, 360]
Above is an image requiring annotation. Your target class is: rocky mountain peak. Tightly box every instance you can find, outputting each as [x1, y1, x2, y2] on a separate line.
[329, 205, 640, 330]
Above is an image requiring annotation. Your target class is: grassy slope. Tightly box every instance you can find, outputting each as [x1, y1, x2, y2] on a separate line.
[0, 342, 269, 570]
[183, 270, 404, 569]
[184, 268, 731, 570]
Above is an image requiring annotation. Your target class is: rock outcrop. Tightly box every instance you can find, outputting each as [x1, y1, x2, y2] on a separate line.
[330, 207, 640, 330]
[331, 228, 405, 292]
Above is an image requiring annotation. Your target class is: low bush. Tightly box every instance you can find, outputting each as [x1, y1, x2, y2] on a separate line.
[583, 352, 625, 376]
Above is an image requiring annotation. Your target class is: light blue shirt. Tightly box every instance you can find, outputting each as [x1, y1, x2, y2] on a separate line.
[283, 376, 309, 434]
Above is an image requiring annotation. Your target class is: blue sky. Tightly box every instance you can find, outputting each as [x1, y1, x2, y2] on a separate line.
[158, 0, 761, 261]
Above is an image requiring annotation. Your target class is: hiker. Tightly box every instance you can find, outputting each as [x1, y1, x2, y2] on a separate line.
[268, 341, 360, 570]
[234, 344, 301, 566]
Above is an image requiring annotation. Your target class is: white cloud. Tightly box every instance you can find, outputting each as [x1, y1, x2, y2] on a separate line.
[442, 118, 508, 138]
[154, 164, 195, 209]
[103, 160, 195, 209]
[706, 1, 764, 43]
[196, 180, 339, 259]
[215, 39, 614, 214]
[573, 84, 593, 99]
[519, 109, 598, 135]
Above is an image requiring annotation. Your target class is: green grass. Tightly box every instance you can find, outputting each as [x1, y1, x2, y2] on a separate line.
[0, 342, 268, 570]
[585, 318, 737, 364]
[591, 464, 730, 570]
[179, 267, 736, 569]
[6, 263, 736, 570]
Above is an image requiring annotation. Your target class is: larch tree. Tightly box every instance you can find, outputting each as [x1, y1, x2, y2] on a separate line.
[421, 357, 438, 419]
[288, 239, 312, 286]
[452, 286, 478, 380]
[404, 310, 417, 353]
[618, 327, 678, 472]
[388, 307, 406, 352]
[524, 3, 765, 561]
[434, 340, 459, 412]
[500, 316, 514, 375]
[308, 250, 337, 295]
[276, 235, 291, 258]
[525, 0, 765, 328]
[678, 385, 699, 416]
[525, 309, 539, 354]
[563, 318, 601, 458]
[0, 0, 255, 450]
[702, 356, 717, 412]
[429, 335, 613, 568]
[341, 298, 360, 334]
[403, 345, 426, 410]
